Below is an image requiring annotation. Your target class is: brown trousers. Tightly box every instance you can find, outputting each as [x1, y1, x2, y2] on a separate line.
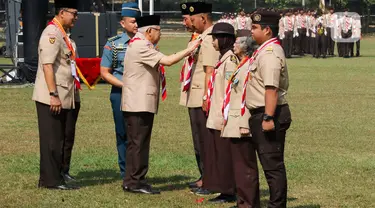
[123, 112, 154, 189]
[249, 104, 292, 208]
[203, 129, 235, 195]
[230, 138, 260, 208]
[62, 102, 80, 174]
[36, 102, 80, 187]
[188, 107, 207, 178]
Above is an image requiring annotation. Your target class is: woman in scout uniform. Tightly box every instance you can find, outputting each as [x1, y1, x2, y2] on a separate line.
[204, 22, 237, 203]
[221, 30, 260, 208]
[100, 2, 140, 179]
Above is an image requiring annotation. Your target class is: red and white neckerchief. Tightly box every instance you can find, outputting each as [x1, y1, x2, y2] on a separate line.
[206, 60, 223, 114]
[345, 17, 351, 31]
[128, 37, 141, 45]
[180, 33, 201, 92]
[240, 16, 247, 29]
[300, 15, 306, 28]
[48, 18, 81, 90]
[160, 65, 167, 101]
[129, 36, 167, 101]
[240, 38, 281, 116]
[288, 17, 293, 31]
[180, 33, 198, 82]
[222, 56, 249, 126]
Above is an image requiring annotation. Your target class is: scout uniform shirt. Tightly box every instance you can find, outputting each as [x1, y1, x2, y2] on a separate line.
[246, 41, 289, 110]
[32, 24, 79, 109]
[351, 15, 361, 39]
[179, 32, 199, 106]
[221, 59, 251, 138]
[185, 25, 220, 108]
[278, 16, 285, 39]
[206, 50, 238, 131]
[101, 33, 130, 81]
[121, 32, 165, 114]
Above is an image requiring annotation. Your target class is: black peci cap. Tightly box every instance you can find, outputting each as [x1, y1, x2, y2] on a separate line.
[180, 2, 194, 15]
[188, 2, 212, 16]
[55, 0, 78, 10]
[251, 11, 280, 27]
[136, 15, 160, 28]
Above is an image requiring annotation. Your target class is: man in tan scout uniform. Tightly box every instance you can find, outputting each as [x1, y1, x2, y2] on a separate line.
[184, 1, 220, 195]
[244, 11, 292, 208]
[32, 0, 80, 190]
[121, 15, 199, 195]
[178, 2, 204, 190]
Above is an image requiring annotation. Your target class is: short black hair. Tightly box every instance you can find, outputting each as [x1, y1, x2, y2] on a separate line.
[260, 25, 279, 38]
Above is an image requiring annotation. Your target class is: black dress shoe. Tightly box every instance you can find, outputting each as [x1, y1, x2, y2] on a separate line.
[45, 184, 80, 190]
[124, 186, 160, 194]
[208, 194, 236, 203]
[191, 187, 216, 196]
[62, 173, 76, 182]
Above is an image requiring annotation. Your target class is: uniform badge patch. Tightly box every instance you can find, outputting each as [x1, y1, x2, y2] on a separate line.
[254, 14, 261, 22]
[49, 37, 56, 44]
[266, 46, 273, 52]
[230, 55, 238, 64]
[225, 71, 233, 80]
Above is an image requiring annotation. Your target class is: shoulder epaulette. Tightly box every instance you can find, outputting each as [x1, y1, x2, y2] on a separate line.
[108, 35, 121, 42]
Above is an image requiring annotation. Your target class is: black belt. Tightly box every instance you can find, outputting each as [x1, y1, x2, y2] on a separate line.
[250, 104, 288, 115]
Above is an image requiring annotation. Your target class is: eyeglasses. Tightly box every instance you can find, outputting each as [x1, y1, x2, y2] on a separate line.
[150, 27, 161, 32]
[64, 10, 78, 17]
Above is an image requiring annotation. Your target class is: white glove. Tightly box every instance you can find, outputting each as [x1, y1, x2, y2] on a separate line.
[324, 29, 327, 36]
[306, 31, 310, 37]
[295, 32, 299, 37]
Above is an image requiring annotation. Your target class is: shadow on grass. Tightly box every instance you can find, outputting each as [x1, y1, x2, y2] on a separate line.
[259, 191, 315, 207]
[148, 175, 194, 191]
[290, 205, 321, 208]
[75, 169, 121, 187]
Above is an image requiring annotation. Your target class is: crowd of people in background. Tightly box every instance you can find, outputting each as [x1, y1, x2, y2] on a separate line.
[218, 7, 362, 58]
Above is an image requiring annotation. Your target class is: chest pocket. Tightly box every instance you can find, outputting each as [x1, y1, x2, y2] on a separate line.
[116, 48, 126, 67]
[249, 61, 258, 81]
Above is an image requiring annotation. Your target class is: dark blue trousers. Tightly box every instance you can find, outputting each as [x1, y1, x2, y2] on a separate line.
[110, 87, 127, 178]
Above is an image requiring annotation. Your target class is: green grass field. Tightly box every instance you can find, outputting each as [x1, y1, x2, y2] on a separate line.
[1, 37, 375, 208]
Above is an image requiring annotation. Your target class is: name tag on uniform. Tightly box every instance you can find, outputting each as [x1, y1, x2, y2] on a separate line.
[71, 60, 77, 77]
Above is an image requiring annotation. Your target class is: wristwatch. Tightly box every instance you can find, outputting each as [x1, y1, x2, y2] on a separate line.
[202, 95, 208, 101]
[263, 114, 274, 121]
[49, 91, 59, 97]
